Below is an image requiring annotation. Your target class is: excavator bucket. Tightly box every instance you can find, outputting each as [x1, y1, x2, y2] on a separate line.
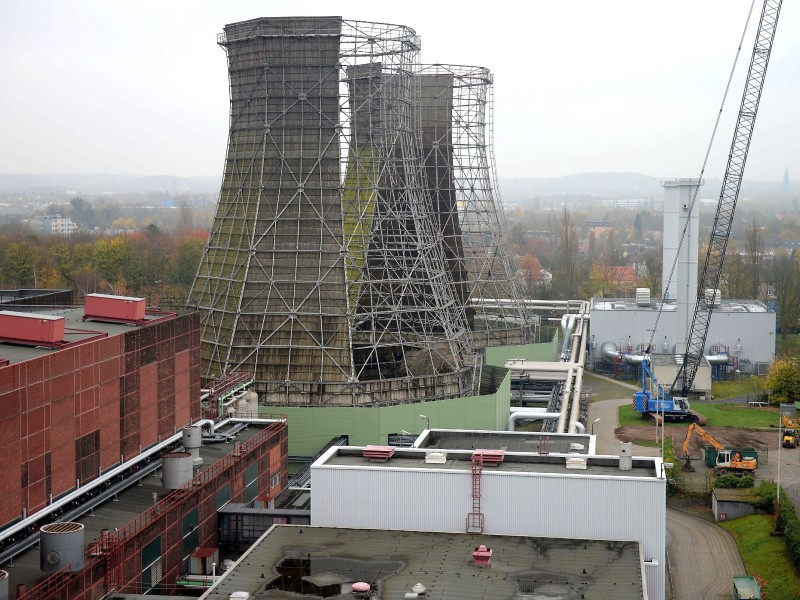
[683, 456, 695, 472]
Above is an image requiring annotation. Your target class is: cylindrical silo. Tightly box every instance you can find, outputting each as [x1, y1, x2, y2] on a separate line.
[39, 522, 85, 573]
[162, 451, 194, 489]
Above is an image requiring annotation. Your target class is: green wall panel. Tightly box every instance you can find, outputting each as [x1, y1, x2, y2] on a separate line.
[484, 341, 558, 367]
[264, 368, 512, 457]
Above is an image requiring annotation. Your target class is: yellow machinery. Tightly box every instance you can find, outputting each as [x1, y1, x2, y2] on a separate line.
[780, 413, 800, 429]
[681, 423, 758, 475]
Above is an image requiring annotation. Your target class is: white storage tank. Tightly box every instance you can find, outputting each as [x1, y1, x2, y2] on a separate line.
[40, 522, 85, 573]
[163, 451, 194, 489]
[183, 426, 204, 469]
[0, 570, 8, 600]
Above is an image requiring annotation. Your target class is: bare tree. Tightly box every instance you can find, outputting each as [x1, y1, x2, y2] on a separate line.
[554, 207, 579, 299]
[745, 220, 764, 300]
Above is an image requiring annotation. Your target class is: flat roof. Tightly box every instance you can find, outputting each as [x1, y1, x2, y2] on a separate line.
[316, 447, 661, 479]
[0, 306, 177, 365]
[415, 429, 593, 455]
[3, 423, 269, 598]
[202, 525, 645, 600]
[592, 298, 769, 313]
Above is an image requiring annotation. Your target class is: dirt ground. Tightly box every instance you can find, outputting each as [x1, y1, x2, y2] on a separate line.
[616, 424, 773, 452]
[617, 424, 800, 495]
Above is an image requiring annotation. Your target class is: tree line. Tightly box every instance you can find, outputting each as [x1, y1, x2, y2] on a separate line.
[0, 225, 207, 309]
[509, 206, 800, 337]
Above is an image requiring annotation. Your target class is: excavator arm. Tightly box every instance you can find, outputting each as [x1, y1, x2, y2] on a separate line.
[673, 0, 783, 396]
[682, 423, 725, 457]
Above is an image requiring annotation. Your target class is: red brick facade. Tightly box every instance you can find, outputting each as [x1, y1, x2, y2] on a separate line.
[0, 313, 201, 528]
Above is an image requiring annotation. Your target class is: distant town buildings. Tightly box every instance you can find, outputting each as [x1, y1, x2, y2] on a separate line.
[28, 214, 77, 235]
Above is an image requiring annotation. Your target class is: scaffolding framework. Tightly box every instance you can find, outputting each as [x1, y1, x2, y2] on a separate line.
[416, 64, 530, 348]
[189, 17, 477, 406]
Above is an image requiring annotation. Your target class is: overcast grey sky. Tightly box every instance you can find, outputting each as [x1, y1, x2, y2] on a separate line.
[1, 1, 798, 182]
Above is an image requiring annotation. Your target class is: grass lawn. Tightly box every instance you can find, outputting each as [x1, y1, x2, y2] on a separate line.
[720, 514, 800, 600]
[618, 403, 777, 429]
[583, 372, 637, 402]
[712, 376, 766, 400]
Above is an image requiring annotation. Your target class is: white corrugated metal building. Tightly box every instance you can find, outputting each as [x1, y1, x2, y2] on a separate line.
[311, 444, 666, 600]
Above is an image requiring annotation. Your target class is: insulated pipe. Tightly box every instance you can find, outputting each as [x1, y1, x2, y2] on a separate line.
[705, 354, 730, 366]
[600, 341, 646, 364]
[508, 411, 563, 431]
[574, 422, 586, 434]
[567, 314, 589, 433]
[0, 416, 279, 545]
[1, 430, 183, 543]
[195, 419, 216, 434]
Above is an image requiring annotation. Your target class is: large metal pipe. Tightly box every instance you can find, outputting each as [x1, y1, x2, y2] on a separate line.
[600, 341, 647, 364]
[705, 353, 729, 366]
[0, 416, 275, 546]
[508, 411, 563, 431]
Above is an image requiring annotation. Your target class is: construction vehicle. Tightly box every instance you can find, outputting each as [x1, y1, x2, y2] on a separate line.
[780, 413, 800, 429]
[681, 423, 758, 476]
[632, 356, 695, 422]
[635, 0, 782, 422]
[783, 429, 798, 448]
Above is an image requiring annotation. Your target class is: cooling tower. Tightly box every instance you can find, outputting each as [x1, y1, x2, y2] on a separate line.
[416, 65, 531, 348]
[189, 17, 476, 406]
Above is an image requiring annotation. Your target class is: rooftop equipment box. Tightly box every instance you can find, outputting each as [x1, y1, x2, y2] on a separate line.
[85, 293, 146, 321]
[0, 310, 65, 343]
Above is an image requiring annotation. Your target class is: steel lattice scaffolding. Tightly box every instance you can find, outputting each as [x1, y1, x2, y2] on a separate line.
[415, 64, 531, 348]
[188, 17, 477, 406]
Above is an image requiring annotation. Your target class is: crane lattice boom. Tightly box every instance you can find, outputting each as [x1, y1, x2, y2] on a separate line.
[674, 0, 782, 396]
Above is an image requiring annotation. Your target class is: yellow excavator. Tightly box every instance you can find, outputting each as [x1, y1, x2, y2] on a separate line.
[780, 413, 800, 429]
[681, 423, 758, 475]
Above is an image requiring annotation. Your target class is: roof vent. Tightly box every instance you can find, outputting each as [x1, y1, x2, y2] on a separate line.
[351, 581, 370, 597]
[229, 593, 250, 600]
[0, 311, 65, 346]
[362, 445, 395, 462]
[566, 456, 588, 470]
[472, 545, 492, 566]
[425, 451, 447, 464]
[84, 293, 146, 323]
[636, 287, 651, 306]
[619, 442, 633, 471]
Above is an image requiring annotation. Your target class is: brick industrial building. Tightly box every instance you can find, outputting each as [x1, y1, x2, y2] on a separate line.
[0, 296, 289, 598]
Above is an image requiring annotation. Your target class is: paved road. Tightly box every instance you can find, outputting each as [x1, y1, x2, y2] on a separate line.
[667, 508, 746, 600]
[586, 375, 747, 600]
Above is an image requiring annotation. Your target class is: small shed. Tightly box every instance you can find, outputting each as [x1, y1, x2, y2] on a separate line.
[712, 488, 760, 522]
[733, 575, 761, 599]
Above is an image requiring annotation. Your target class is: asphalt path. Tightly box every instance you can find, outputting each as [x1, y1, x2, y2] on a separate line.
[586, 377, 747, 600]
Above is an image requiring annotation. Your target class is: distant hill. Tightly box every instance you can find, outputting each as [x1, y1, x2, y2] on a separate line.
[0, 174, 221, 194]
[498, 172, 785, 205]
[0, 172, 786, 201]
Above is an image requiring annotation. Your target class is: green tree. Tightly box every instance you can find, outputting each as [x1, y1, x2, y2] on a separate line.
[772, 253, 800, 337]
[170, 236, 203, 285]
[4, 241, 37, 286]
[765, 357, 800, 404]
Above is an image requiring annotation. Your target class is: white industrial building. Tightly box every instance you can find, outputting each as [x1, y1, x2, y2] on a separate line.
[590, 178, 776, 390]
[311, 442, 667, 600]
